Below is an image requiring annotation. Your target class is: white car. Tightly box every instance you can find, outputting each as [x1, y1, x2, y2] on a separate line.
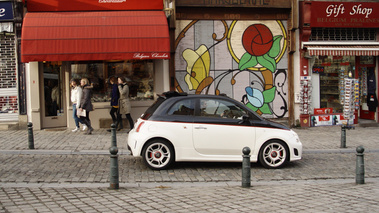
[128, 92, 302, 170]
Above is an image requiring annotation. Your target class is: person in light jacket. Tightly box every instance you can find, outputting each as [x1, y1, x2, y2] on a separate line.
[78, 78, 94, 135]
[117, 76, 134, 132]
[70, 79, 87, 132]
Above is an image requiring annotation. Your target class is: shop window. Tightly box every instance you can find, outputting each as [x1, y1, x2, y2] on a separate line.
[312, 56, 356, 113]
[71, 60, 154, 102]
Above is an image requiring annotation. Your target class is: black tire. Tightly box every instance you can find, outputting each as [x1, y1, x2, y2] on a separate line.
[142, 139, 175, 170]
[258, 140, 289, 169]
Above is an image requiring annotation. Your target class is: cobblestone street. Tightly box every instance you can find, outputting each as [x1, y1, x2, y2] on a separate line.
[1, 126, 379, 212]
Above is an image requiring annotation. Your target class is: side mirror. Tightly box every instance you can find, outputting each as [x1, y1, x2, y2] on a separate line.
[238, 114, 250, 125]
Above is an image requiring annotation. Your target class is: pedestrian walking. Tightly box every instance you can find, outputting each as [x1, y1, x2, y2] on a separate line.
[70, 79, 87, 132]
[78, 78, 94, 135]
[107, 76, 122, 132]
[118, 76, 134, 132]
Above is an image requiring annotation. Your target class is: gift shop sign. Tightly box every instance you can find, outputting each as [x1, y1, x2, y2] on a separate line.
[25, 0, 163, 12]
[311, 2, 379, 28]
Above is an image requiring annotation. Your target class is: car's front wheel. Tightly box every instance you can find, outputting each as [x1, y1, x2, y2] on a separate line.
[142, 139, 175, 170]
[258, 140, 288, 169]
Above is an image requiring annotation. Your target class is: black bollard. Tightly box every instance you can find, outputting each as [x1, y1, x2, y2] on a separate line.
[27, 122, 34, 149]
[340, 125, 347, 148]
[242, 147, 251, 188]
[356, 146, 365, 184]
[109, 123, 119, 189]
[341, 124, 354, 148]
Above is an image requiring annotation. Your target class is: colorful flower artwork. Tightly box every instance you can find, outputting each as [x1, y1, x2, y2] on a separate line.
[175, 20, 288, 118]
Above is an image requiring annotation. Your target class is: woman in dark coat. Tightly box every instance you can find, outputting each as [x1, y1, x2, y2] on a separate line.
[78, 78, 94, 134]
[107, 76, 121, 132]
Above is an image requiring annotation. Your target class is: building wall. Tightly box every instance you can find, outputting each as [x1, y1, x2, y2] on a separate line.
[175, 20, 289, 119]
[0, 33, 18, 121]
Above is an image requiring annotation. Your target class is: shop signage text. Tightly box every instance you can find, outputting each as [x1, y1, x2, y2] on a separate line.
[133, 53, 169, 60]
[326, 4, 372, 19]
[0, 2, 14, 21]
[311, 2, 379, 28]
[26, 0, 163, 12]
[176, 0, 290, 8]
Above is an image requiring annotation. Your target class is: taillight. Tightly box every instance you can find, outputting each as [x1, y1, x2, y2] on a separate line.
[136, 121, 145, 133]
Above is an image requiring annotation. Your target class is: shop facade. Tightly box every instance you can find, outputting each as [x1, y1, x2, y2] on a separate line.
[299, 1, 379, 127]
[0, 0, 24, 126]
[21, 0, 171, 130]
[174, 0, 298, 126]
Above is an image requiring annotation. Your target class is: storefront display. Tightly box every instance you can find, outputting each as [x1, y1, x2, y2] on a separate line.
[313, 56, 355, 113]
[343, 78, 355, 121]
[309, 56, 361, 126]
[71, 60, 154, 102]
[299, 79, 311, 115]
[300, 1, 379, 127]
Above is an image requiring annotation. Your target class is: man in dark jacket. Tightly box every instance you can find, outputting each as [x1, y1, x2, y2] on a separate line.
[78, 78, 94, 134]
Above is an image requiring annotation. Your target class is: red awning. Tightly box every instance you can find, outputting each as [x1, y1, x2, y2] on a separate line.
[21, 11, 170, 62]
[304, 44, 379, 56]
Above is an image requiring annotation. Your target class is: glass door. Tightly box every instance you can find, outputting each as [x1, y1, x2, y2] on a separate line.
[40, 62, 67, 128]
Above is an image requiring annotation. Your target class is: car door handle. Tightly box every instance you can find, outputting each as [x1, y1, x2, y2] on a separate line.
[194, 126, 207, 130]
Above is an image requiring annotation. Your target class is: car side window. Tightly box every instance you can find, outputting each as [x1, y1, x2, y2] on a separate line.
[200, 99, 247, 120]
[167, 99, 195, 116]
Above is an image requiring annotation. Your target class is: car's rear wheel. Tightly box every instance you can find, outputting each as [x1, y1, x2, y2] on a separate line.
[258, 140, 288, 169]
[142, 139, 175, 170]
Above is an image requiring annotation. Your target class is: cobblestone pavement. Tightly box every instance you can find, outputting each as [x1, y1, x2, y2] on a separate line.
[1, 179, 379, 213]
[0, 126, 379, 212]
[1, 126, 378, 152]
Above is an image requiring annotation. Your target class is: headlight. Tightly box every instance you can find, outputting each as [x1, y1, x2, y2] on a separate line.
[295, 136, 300, 143]
[291, 130, 301, 143]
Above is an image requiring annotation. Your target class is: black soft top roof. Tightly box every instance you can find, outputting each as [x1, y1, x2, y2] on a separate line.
[160, 91, 188, 99]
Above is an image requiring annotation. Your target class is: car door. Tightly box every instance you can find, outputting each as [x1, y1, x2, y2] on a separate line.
[193, 98, 256, 156]
[164, 98, 195, 147]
